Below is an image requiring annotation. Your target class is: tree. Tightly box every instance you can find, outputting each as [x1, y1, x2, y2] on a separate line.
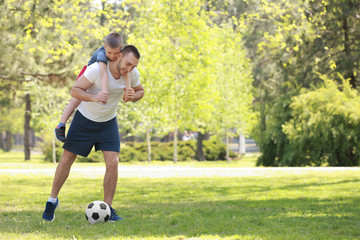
[282, 76, 360, 166]
[1, 0, 136, 159]
[127, 0, 220, 163]
[212, 21, 256, 162]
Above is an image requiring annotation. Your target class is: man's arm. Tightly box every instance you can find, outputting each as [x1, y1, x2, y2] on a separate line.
[71, 75, 109, 104]
[124, 84, 145, 102]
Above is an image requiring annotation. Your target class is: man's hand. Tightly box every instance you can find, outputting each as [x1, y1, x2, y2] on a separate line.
[122, 88, 135, 102]
[94, 91, 110, 104]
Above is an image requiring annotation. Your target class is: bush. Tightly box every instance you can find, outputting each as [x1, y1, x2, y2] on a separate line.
[78, 150, 103, 163]
[119, 144, 148, 162]
[203, 140, 227, 160]
[253, 90, 296, 167]
[42, 141, 63, 162]
[41, 140, 236, 163]
[256, 79, 360, 167]
[282, 79, 360, 166]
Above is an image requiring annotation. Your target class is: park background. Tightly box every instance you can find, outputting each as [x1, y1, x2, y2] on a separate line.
[1, 0, 360, 167]
[1, 1, 360, 239]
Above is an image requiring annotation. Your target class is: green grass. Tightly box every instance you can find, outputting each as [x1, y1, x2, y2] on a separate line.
[0, 151, 360, 239]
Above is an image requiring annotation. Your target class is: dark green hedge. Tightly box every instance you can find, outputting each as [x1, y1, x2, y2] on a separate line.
[43, 140, 236, 162]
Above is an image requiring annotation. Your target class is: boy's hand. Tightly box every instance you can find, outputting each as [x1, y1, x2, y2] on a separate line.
[95, 91, 110, 104]
[122, 88, 135, 102]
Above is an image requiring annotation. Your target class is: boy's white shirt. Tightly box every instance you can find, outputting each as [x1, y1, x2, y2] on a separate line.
[77, 62, 140, 122]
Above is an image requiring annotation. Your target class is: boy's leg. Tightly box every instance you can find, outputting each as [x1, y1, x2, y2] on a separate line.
[59, 98, 81, 125]
[55, 98, 81, 142]
[55, 65, 86, 142]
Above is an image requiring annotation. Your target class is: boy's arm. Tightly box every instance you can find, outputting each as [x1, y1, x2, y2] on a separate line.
[122, 73, 131, 102]
[99, 62, 109, 93]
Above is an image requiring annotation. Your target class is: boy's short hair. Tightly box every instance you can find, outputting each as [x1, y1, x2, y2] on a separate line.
[121, 45, 140, 59]
[105, 33, 123, 49]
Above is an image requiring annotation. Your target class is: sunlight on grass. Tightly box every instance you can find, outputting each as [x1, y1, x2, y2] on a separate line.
[1, 151, 360, 239]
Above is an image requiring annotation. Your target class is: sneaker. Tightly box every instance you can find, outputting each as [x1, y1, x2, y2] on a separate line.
[42, 198, 60, 222]
[55, 126, 66, 142]
[109, 206, 122, 221]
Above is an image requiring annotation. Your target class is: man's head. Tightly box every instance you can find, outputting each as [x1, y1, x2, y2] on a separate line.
[117, 45, 140, 75]
[104, 33, 123, 61]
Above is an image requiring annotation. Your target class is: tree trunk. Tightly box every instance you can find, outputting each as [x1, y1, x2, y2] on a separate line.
[5, 131, 12, 152]
[146, 128, 152, 163]
[24, 93, 31, 160]
[343, 16, 356, 88]
[173, 128, 178, 164]
[196, 131, 205, 161]
[0, 131, 4, 150]
[100, 2, 106, 26]
[238, 133, 246, 155]
[226, 130, 230, 163]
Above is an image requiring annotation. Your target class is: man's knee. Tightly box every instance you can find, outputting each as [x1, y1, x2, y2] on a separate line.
[103, 152, 119, 169]
[60, 150, 77, 167]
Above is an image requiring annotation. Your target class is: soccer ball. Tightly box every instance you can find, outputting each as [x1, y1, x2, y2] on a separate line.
[85, 201, 111, 224]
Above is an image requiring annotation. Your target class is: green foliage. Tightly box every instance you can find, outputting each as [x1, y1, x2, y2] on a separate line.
[77, 151, 104, 163]
[42, 141, 63, 162]
[254, 88, 299, 167]
[41, 140, 235, 162]
[243, 0, 360, 167]
[119, 144, 148, 162]
[256, 78, 360, 167]
[282, 78, 360, 166]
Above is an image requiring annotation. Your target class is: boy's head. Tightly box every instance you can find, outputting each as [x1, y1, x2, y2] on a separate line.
[104, 33, 123, 61]
[117, 45, 141, 75]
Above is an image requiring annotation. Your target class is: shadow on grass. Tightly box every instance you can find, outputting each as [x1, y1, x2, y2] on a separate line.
[1, 176, 360, 239]
[1, 197, 360, 239]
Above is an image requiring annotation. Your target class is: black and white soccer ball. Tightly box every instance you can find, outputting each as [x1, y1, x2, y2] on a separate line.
[85, 201, 111, 224]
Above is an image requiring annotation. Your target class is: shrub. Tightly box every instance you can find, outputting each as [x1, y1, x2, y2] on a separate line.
[42, 141, 63, 162]
[282, 79, 360, 166]
[203, 140, 227, 161]
[41, 140, 236, 163]
[119, 145, 147, 162]
[78, 150, 103, 163]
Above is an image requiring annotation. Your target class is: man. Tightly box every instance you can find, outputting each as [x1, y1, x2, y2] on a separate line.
[42, 45, 144, 222]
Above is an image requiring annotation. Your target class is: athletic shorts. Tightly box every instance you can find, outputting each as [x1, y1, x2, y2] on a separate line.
[76, 65, 87, 80]
[63, 111, 120, 157]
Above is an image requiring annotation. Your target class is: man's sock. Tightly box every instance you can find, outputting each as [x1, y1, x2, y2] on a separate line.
[48, 197, 57, 204]
[57, 123, 65, 129]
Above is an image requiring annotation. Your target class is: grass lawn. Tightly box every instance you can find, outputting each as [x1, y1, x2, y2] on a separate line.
[0, 151, 360, 239]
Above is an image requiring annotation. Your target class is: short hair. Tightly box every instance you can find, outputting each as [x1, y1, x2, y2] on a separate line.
[121, 45, 140, 59]
[104, 33, 123, 49]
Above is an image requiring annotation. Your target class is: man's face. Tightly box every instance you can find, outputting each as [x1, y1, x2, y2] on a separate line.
[104, 44, 122, 61]
[117, 52, 139, 75]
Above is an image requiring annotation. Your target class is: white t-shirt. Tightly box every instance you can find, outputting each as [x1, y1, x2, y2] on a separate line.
[77, 62, 140, 122]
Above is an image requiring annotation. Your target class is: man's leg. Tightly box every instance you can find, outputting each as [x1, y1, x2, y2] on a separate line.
[50, 149, 78, 198]
[43, 150, 77, 221]
[102, 151, 119, 206]
[102, 151, 122, 221]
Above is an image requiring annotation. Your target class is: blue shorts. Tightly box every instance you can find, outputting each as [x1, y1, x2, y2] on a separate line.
[63, 111, 120, 157]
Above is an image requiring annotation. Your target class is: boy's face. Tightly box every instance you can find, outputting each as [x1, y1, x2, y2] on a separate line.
[116, 52, 139, 75]
[104, 44, 122, 61]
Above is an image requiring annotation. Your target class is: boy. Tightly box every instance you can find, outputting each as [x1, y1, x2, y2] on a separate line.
[55, 32, 131, 142]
